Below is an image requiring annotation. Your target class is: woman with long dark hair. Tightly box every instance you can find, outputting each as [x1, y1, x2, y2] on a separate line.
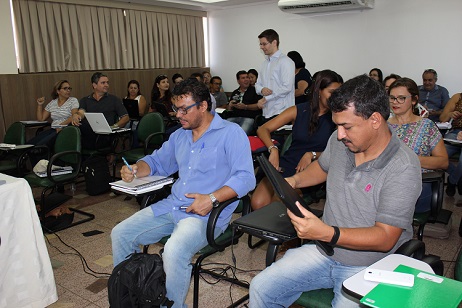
[251, 70, 343, 210]
[287, 51, 312, 105]
[150, 74, 173, 115]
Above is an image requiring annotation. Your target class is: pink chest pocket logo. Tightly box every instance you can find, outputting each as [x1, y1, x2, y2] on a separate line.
[365, 184, 372, 192]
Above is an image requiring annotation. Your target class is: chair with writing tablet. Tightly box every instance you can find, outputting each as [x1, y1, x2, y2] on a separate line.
[23, 126, 94, 232]
[0, 122, 27, 176]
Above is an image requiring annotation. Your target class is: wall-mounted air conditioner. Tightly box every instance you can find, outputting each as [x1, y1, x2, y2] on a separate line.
[278, 0, 374, 14]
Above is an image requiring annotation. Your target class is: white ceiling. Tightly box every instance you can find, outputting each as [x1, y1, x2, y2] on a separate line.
[112, 0, 277, 11]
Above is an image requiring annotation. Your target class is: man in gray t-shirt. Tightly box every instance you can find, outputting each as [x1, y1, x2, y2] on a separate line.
[249, 75, 421, 308]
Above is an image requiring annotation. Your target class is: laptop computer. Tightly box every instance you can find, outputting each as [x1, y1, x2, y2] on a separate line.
[256, 154, 334, 256]
[233, 201, 298, 242]
[123, 99, 140, 119]
[85, 113, 130, 134]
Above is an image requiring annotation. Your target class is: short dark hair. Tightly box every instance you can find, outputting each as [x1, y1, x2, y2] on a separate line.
[190, 72, 204, 81]
[236, 70, 248, 80]
[329, 74, 389, 120]
[247, 69, 258, 79]
[383, 74, 401, 87]
[422, 68, 438, 79]
[258, 29, 279, 47]
[172, 73, 183, 83]
[210, 76, 222, 85]
[287, 51, 305, 69]
[91, 72, 107, 84]
[172, 78, 212, 111]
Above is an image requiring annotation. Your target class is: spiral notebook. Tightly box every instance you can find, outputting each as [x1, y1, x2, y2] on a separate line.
[110, 175, 174, 194]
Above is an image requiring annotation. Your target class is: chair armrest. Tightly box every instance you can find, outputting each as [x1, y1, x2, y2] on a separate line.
[422, 171, 444, 183]
[47, 150, 82, 185]
[394, 239, 425, 260]
[144, 132, 165, 154]
[206, 196, 240, 251]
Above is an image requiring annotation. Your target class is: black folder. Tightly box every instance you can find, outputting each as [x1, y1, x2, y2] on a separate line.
[123, 99, 140, 119]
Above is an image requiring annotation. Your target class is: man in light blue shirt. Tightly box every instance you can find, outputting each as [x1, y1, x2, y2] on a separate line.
[255, 29, 295, 119]
[418, 68, 450, 122]
[111, 79, 255, 307]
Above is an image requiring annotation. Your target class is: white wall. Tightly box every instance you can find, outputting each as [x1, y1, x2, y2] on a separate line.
[0, 0, 18, 74]
[209, 0, 462, 96]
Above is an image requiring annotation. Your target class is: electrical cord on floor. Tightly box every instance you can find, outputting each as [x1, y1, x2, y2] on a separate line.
[45, 231, 111, 278]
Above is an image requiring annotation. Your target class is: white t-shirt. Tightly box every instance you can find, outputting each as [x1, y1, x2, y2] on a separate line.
[45, 97, 79, 128]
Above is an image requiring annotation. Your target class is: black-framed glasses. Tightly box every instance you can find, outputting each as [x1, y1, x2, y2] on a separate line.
[172, 102, 200, 115]
[389, 95, 412, 104]
[61, 87, 72, 91]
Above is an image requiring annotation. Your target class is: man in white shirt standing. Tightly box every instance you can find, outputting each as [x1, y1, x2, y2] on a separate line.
[255, 29, 295, 120]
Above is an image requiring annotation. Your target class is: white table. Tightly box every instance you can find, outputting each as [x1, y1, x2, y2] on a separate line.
[342, 254, 434, 299]
[0, 173, 58, 308]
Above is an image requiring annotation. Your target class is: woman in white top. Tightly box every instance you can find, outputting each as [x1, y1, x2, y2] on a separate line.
[29, 80, 79, 146]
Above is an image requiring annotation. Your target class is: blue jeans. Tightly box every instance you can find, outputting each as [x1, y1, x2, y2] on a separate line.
[111, 207, 224, 307]
[227, 117, 255, 135]
[249, 244, 365, 308]
[444, 129, 462, 184]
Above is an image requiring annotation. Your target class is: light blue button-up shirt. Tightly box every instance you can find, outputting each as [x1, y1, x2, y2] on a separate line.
[255, 50, 295, 118]
[140, 113, 256, 230]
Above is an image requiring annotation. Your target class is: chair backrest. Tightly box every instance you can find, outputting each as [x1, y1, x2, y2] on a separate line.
[53, 126, 81, 164]
[137, 112, 165, 144]
[4, 122, 26, 144]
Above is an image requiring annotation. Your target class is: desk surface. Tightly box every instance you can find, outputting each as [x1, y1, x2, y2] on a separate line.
[342, 254, 434, 299]
[0, 173, 58, 308]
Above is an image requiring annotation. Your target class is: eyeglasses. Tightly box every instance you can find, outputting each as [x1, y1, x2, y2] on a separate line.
[389, 95, 412, 104]
[212, 82, 222, 86]
[61, 87, 72, 91]
[172, 102, 200, 115]
[259, 42, 270, 47]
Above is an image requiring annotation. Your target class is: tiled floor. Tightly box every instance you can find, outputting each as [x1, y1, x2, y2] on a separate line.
[41, 178, 462, 308]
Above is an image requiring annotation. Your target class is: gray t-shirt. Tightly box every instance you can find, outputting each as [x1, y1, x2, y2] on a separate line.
[318, 130, 421, 266]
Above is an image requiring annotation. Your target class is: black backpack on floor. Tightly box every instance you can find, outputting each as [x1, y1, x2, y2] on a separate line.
[108, 253, 173, 308]
[82, 156, 111, 195]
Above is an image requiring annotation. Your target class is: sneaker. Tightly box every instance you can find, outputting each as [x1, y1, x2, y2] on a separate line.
[446, 182, 456, 197]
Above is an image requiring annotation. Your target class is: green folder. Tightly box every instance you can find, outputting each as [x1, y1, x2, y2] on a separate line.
[360, 264, 462, 308]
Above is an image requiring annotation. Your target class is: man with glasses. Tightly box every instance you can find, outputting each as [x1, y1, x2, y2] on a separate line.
[72, 72, 129, 149]
[418, 69, 450, 122]
[111, 78, 255, 306]
[209, 76, 228, 108]
[255, 29, 295, 121]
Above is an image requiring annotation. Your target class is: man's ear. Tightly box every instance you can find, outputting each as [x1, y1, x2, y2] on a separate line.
[370, 112, 382, 129]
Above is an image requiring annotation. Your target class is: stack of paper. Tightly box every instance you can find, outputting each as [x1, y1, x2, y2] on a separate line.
[110, 175, 174, 195]
[35, 166, 73, 178]
[0, 143, 16, 149]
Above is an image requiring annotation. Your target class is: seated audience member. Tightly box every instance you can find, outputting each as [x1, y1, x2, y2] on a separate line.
[172, 73, 184, 86]
[440, 92, 462, 196]
[287, 51, 312, 105]
[226, 70, 262, 135]
[202, 70, 211, 87]
[383, 73, 401, 91]
[111, 79, 255, 306]
[190, 72, 204, 83]
[418, 68, 450, 121]
[124, 80, 148, 147]
[150, 74, 174, 115]
[249, 75, 421, 308]
[369, 68, 383, 83]
[29, 80, 79, 147]
[388, 78, 448, 212]
[209, 76, 228, 108]
[72, 72, 129, 150]
[125, 80, 148, 118]
[251, 70, 342, 210]
[248, 68, 258, 87]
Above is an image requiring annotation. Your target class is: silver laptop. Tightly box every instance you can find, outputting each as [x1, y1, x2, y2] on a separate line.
[85, 113, 130, 134]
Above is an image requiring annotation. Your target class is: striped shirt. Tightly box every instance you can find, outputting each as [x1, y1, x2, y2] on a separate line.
[45, 97, 79, 128]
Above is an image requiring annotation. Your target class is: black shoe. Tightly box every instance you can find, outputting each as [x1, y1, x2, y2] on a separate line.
[446, 182, 456, 197]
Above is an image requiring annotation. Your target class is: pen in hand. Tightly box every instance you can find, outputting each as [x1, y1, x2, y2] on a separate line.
[122, 157, 137, 178]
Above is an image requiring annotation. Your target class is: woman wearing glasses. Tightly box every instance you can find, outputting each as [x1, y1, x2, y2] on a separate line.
[388, 78, 448, 212]
[29, 80, 79, 147]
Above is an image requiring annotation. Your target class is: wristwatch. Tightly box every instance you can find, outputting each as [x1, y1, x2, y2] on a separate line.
[311, 151, 317, 161]
[209, 193, 220, 208]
